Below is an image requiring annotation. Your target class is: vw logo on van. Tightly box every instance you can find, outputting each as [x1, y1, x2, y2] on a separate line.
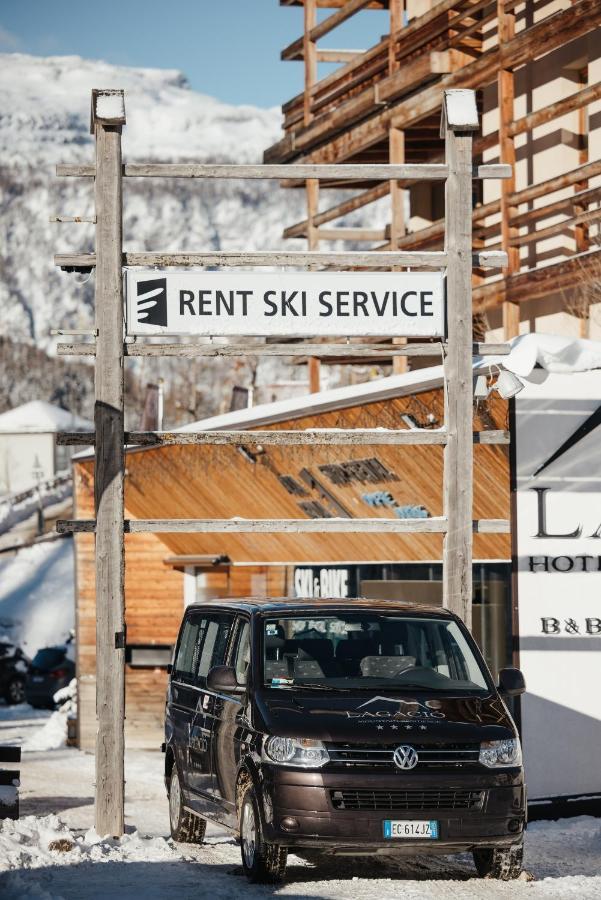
[393, 745, 419, 771]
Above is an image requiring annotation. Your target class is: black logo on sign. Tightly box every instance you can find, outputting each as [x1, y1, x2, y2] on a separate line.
[136, 277, 167, 327]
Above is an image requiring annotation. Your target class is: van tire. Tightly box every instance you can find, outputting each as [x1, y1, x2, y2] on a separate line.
[168, 765, 206, 844]
[473, 842, 523, 880]
[239, 785, 287, 883]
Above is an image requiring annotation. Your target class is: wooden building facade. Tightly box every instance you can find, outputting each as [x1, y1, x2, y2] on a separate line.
[73, 369, 511, 750]
[265, 0, 601, 378]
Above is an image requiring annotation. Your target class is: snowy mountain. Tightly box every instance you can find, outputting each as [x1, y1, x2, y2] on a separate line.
[0, 53, 291, 344]
[0, 53, 389, 420]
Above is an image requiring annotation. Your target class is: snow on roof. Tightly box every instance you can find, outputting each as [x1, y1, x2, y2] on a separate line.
[182, 365, 447, 432]
[0, 401, 93, 434]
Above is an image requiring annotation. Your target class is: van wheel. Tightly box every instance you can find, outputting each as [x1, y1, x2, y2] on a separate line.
[473, 842, 523, 880]
[239, 785, 287, 883]
[168, 766, 206, 844]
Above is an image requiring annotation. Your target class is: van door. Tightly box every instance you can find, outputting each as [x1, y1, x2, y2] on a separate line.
[210, 616, 251, 828]
[187, 612, 235, 808]
[169, 613, 207, 799]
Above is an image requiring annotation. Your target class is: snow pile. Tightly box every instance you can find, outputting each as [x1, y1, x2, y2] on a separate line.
[503, 333, 601, 378]
[23, 678, 77, 753]
[0, 814, 184, 874]
[0, 538, 74, 652]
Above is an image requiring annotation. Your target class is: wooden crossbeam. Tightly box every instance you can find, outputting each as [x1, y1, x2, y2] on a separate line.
[56, 429, 511, 447]
[56, 163, 511, 180]
[55, 249, 508, 269]
[508, 159, 601, 208]
[510, 185, 601, 230]
[57, 517, 510, 534]
[509, 81, 601, 138]
[509, 207, 601, 249]
[317, 49, 366, 63]
[56, 341, 511, 358]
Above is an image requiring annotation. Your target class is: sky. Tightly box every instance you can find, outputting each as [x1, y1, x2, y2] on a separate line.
[0, 0, 386, 109]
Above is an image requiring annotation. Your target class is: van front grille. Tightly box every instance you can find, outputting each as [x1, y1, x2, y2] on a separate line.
[327, 742, 480, 767]
[330, 789, 485, 811]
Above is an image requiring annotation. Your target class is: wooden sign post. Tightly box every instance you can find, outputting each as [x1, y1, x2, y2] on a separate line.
[91, 89, 126, 838]
[54, 88, 511, 837]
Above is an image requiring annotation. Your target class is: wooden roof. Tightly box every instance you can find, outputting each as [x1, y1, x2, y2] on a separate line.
[74, 387, 510, 565]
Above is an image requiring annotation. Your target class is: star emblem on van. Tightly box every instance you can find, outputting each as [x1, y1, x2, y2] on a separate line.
[391, 725, 399, 730]
[377, 725, 384, 730]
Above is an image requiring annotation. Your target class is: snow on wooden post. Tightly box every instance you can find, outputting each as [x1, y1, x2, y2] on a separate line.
[91, 88, 126, 838]
[441, 89, 479, 629]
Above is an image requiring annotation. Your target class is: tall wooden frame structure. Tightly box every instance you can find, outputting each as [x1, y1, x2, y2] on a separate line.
[55, 88, 510, 836]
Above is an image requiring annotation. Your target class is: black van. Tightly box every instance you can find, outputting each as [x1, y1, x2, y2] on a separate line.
[164, 599, 526, 884]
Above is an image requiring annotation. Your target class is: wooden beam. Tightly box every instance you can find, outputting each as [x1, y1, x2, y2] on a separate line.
[92, 94, 125, 839]
[508, 81, 601, 139]
[57, 517, 510, 534]
[510, 184, 601, 229]
[58, 429, 510, 446]
[316, 49, 365, 62]
[57, 162, 511, 180]
[498, 0, 520, 340]
[508, 206, 601, 248]
[508, 159, 601, 208]
[308, 356, 321, 392]
[473, 248, 601, 311]
[56, 249, 508, 269]
[442, 108, 474, 628]
[315, 227, 388, 240]
[57, 340, 510, 358]
[58, 163, 450, 180]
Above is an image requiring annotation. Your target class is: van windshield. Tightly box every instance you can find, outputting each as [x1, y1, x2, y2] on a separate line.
[262, 614, 489, 692]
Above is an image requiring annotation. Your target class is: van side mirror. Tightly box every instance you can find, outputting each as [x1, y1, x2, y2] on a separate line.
[166, 663, 172, 675]
[498, 667, 526, 697]
[207, 665, 244, 694]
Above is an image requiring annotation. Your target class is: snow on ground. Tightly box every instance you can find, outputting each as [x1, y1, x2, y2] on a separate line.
[0, 708, 600, 900]
[0, 537, 74, 653]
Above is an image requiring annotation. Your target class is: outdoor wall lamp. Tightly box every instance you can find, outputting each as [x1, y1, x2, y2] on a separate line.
[474, 366, 525, 400]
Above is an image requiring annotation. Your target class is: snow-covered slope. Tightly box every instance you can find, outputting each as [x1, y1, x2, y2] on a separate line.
[0, 537, 74, 653]
[0, 54, 296, 344]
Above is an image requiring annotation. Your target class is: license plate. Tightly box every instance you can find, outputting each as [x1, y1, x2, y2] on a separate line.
[383, 820, 439, 839]
[32, 676, 43, 683]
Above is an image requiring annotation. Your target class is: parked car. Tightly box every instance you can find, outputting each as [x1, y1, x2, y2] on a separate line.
[164, 598, 526, 884]
[0, 640, 29, 705]
[25, 645, 75, 708]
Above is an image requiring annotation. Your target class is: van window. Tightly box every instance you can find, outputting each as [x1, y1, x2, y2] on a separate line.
[233, 620, 251, 685]
[173, 616, 206, 681]
[197, 614, 234, 684]
[262, 614, 490, 693]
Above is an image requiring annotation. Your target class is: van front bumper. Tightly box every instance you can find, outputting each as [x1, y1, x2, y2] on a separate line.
[260, 765, 525, 851]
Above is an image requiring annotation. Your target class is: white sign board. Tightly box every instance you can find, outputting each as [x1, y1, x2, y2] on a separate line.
[125, 270, 445, 338]
[514, 370, 601, 801]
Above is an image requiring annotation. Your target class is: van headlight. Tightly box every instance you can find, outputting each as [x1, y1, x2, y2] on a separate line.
[479, 738, 522, 768]
[263, 736, 329, 768]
